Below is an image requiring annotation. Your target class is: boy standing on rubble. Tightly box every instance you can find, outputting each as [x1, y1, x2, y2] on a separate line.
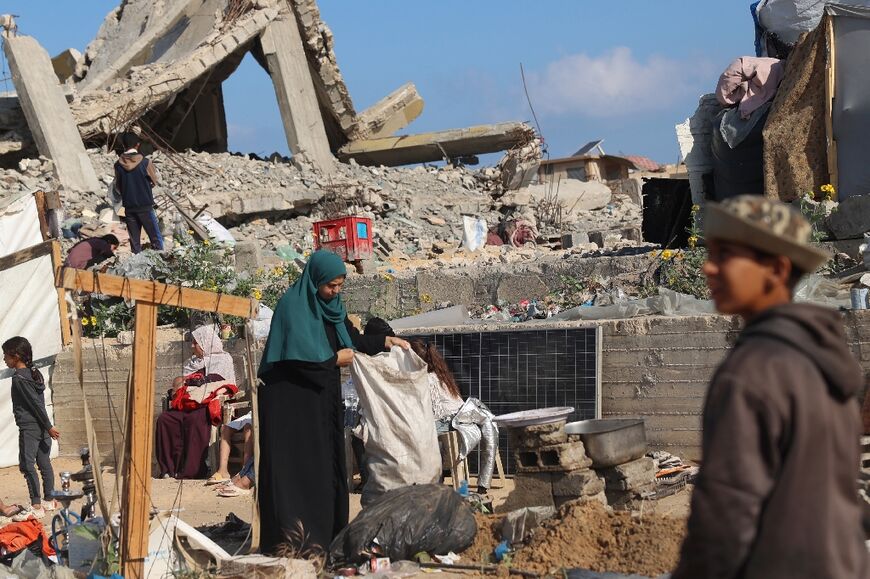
[672, 196, 868, 578]
[114, 132, 163, 253]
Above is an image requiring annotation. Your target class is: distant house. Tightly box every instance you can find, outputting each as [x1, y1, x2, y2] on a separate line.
[537, 139, 661, 184]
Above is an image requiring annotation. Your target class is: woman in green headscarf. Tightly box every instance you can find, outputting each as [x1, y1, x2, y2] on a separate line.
[257, 250, 407, 555]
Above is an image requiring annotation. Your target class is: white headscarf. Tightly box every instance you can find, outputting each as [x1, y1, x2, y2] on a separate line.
[182, 324, 236, 383]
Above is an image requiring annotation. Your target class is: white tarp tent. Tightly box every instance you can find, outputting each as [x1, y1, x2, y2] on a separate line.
[0, 192, 61, 467]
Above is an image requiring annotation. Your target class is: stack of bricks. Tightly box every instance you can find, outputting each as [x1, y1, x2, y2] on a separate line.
[596, 456, 657, 510]
[502, 421, 607, 511]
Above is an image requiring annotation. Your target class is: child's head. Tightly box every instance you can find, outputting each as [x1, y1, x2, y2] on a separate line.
[701, 195, 830, 319]
[410, 339, 462, 399]
[101, 234, 120, 251]
[2, 336, 43, 383]
[119, 131, 141, 153]
[364, 317, 395, 337]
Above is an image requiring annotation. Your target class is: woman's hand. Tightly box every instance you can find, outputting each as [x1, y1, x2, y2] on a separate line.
[337, 349, 355, 367]
[385, 336, 410, 350]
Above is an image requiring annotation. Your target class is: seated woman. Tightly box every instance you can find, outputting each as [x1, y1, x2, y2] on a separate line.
[410, 340, 463, 433]
[410, 340, 499, 495]
[156, 324, 237, 479]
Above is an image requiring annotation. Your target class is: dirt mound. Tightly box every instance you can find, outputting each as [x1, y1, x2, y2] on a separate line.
[511, 501, 685, 577]
[462, 513, 503, 564]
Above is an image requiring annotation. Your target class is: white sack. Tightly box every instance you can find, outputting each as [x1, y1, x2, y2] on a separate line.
[461, 216, 487, 252]
[351, 347, 441, 506]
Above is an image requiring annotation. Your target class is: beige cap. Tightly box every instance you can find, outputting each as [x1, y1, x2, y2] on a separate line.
[703, 195, 831, 272]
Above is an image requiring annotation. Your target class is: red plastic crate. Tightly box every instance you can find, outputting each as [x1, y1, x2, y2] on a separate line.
[313, 216, 374, 262]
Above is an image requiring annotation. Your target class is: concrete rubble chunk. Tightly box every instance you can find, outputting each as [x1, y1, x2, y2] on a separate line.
[827, 195, 870, 240]
[260, 11, 335, 173]
[71, 6, 280, 139]
[50, 48, 82, 84]
[352, 82, 425, 140]
[339, 122, 536, 167]
[4, 35, 100, 193]
[290, 0, 357, 136]
[521, 179, 613, 214]
[551, 468, 605, 498]
[77, 0, 202, 92]
[598, 456, 657, 491]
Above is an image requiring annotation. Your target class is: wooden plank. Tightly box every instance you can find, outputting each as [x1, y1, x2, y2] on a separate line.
[51, 241, 71, 346]
[55, 267, 257, 318]
[121, 302, 158, 579]
[33, 191, 50, 240]
[0, 240, 54, 272]
[825, 14, 839, 194]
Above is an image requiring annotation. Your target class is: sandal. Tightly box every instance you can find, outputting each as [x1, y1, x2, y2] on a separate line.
[217, 483, 252, 498]
[1, 505, 24, 518]
[205, 473, 230, 486]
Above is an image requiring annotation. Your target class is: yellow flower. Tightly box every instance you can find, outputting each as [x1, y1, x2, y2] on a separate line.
[820, 183, 835, 201]
[661, 249, 674, 261]
[81, 317, 89, 326]
[691, 204, 700, 213]
[202, 239, 210, 246]
[420, 293, 432, 304]
[187, 229, 194, 235]
[272, 266, 284, 277]
[256, 268, 264, 276]
[90, 316, 98, 326]
[252, 288, 262, 300]
[688, 236, 698, 249]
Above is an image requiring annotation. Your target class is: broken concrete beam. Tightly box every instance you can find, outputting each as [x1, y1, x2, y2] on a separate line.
[72, 7, 280, 139]
[4, 36, 100, 193]
[514, 441, 592, 473]
[78, 0, 202, 92]
[51, 49, 82, 84]
[339, 122, 535, 167]
[352, 82, 424, 140]
[290, 0, 357, 136]
[260, 12, 335, 173]
[508, 421, 568, 450]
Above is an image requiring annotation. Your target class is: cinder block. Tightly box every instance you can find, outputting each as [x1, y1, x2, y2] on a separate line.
[551, 468, 604, 497]
[508, 421, 568, 449]
[514, 441, 592, 473]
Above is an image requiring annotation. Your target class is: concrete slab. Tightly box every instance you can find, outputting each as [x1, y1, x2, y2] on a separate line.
[338, 122, 535, 167]
[3, 36, 100, 193]
[260, 12, 335, 173]
[353, 82, 424, 140]
[50, 48, 82, 83]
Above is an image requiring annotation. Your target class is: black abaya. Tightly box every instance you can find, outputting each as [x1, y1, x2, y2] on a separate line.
[258, 318, 384, 554]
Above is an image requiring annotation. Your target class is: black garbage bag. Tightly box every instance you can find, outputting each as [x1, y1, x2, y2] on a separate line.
[329, 484, 477, 565]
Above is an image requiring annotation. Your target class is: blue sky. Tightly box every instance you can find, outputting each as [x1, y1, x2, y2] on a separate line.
[3, 1, 754, 164]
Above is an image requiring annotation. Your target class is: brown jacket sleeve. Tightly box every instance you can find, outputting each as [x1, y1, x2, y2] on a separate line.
[146, 159, 160, 187]
[672, 372, 783, 579]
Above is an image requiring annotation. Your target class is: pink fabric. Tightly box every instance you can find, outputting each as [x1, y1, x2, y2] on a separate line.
[716, 57, 784, 119]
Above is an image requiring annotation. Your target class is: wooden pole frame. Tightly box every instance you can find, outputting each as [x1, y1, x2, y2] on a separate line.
[825, 14, 839, 194]
[55, 266, 258, 579]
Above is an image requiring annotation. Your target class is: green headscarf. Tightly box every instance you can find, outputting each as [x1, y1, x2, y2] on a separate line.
[258, 250, 354, 375]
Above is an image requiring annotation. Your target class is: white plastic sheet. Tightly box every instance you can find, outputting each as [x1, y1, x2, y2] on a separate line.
[0, 193, 62, 466]
[461, 216, 487, 252]
[351, 347, 441, 506]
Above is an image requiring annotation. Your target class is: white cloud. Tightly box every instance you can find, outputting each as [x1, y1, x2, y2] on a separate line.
[527, 47, 711, 118]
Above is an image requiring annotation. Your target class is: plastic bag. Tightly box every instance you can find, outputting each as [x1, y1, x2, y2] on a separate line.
[195, 212, 235, 246]
[351, 348, 441, 506]
[328, 484, 477, 566]
[461, 215, 487, 252]
[251, 305, 273, 339]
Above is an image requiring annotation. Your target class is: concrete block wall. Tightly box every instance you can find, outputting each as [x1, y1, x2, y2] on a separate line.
[51, 336, 255, 460]
[342, 254, 653, 321]
[48, 310, 870, 463]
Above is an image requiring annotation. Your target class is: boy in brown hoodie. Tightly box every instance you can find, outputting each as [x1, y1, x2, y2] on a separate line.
[672, 196, 868, 579]
[114, 132, 163, 253]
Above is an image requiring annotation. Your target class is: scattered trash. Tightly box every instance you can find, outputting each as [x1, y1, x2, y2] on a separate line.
[328, 484, 477, 566]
